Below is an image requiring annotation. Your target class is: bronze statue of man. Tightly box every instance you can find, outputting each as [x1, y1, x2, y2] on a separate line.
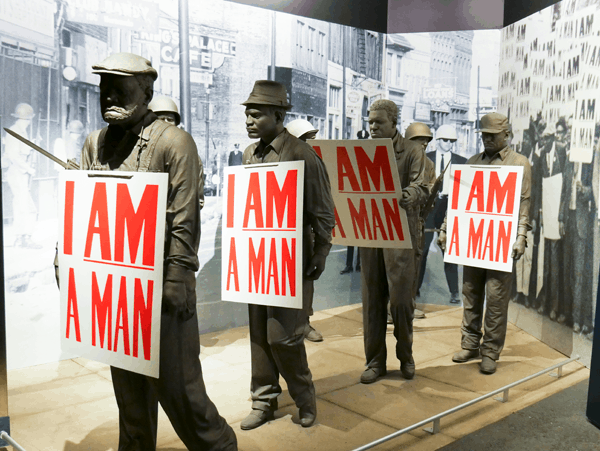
[81, 52, 236, 451]
[240, 80, 335, 430]
[438, 112, 531, 375]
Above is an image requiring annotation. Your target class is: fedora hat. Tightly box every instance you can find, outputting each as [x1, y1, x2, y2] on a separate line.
[242, 80, 292, 110]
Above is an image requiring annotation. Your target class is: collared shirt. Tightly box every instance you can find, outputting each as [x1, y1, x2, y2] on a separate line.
[466, 146, 532, 237]
[243, 129, 335, 257]
[435, 149, 453, 194]
[81, 112, 201, 281]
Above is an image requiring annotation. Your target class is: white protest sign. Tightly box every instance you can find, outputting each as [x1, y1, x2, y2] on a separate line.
[570, 36, 600, 163]
[310, 139, 412, 249]
[221, 161, 304, 309]
[444, 165, 524, 272]
[58, 170, 168, 378]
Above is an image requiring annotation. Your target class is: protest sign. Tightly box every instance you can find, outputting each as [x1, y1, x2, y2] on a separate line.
[444, 165, 524, 272]
[570, 36, 600, 163]
[58, 171, 168, 378]
[221, 161, 304, 309]
[310, 139, 411, 249]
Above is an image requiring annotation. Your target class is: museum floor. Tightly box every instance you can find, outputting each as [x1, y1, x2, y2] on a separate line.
[6, 303, 589, 451]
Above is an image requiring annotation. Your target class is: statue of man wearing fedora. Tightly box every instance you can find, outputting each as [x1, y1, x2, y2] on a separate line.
[239, 80, 335, 430]
[438, 112, 531, 375]
[80, 53, 237, 451]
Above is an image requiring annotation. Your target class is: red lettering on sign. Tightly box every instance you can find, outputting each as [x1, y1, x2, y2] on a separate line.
[66, 268, 81, 342]
[337, 147, 361, 191]
[466, 171, 485, 212]
[487, 172, 517, 214]
[371, 199, 388, 240]
[497, 221, 512, 263]
[382, 198, 405, 241]
[282, 238, 296, 297]
[267, 238, 280, 295]
[226, 237, 240, 291]
[85, 183, 112, 261]
[448, 216, 460, 256]
[249, 237, 265, 294]
[243, 173, 264, 228]
[91, 272, 112, 351]
[133, 279, 153, 361]
[333, 208, 346, 238]
[483, 220, 495, 261]
[114, 276, 131, 356]
[355, 146, 395, 191]
[114, 183, 158, 267]
[267, 170, 297, 228]
[227, 174, 235, 228]
[467, 218, 484, 259]
[451, 170, 461, 210]
[64, 181, 75, 255]
[348, 198, 373, 240]
[312, 145, 323, 158]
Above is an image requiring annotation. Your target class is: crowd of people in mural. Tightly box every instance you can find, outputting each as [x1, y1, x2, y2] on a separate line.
[512, 112, 597, 337]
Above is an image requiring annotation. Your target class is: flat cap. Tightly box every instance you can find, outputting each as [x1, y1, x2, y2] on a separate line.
[92, 52, 158, 80]
[477, 112, 509, 133]
[242, 80, 292, 109]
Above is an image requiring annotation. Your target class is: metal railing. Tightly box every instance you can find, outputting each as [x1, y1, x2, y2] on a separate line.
[1, 430, 27, 451]
[352, 355, 580, 451]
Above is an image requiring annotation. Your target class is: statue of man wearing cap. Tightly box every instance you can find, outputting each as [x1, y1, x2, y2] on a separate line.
[4, 103, 41, 248]
[239, 80, 335, 430]
[80, 53, 237, 451]
[438, 112, 532, 375]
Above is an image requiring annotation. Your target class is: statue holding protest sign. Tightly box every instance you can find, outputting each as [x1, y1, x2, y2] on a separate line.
[358, 100, 429, 384]
[438, 112, 531, 375]
[238, 80, 335, 430]
[70, 53, 236, 451]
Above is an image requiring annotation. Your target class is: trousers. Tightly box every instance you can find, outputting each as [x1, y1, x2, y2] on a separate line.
[461, 265, 513, 360]
[111, 308, 237, 451]
[361, 246, 416, 367]
[417, 231, 459, 296]
[248, 236, 316, 412]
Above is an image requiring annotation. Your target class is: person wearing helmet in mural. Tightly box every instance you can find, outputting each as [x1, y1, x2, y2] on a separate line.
[360, 100, 429, 385]
[149, 95, 205, 210]
[240, 81, 335, 430]
[4, 103, 41, 249]
[286, 118, 324, 343]
[417, 124, 466, 305]
[79, 53, 237, 450]
[404, 122, 436, 320]
[53, 120, 85, 170]
[438, 112, 531, 375]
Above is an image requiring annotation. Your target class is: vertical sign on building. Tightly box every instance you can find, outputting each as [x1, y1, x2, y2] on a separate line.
[58, 171, 168, 378]
[221, 162, 304, 309]
[444, 165, 523, 272]
[310, 139, 411, 249]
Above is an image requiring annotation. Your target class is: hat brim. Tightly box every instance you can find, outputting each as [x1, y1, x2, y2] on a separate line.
[241, 100, 293, 110]
[93, 69, 158, 80]
[476, 129, 504, 133]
